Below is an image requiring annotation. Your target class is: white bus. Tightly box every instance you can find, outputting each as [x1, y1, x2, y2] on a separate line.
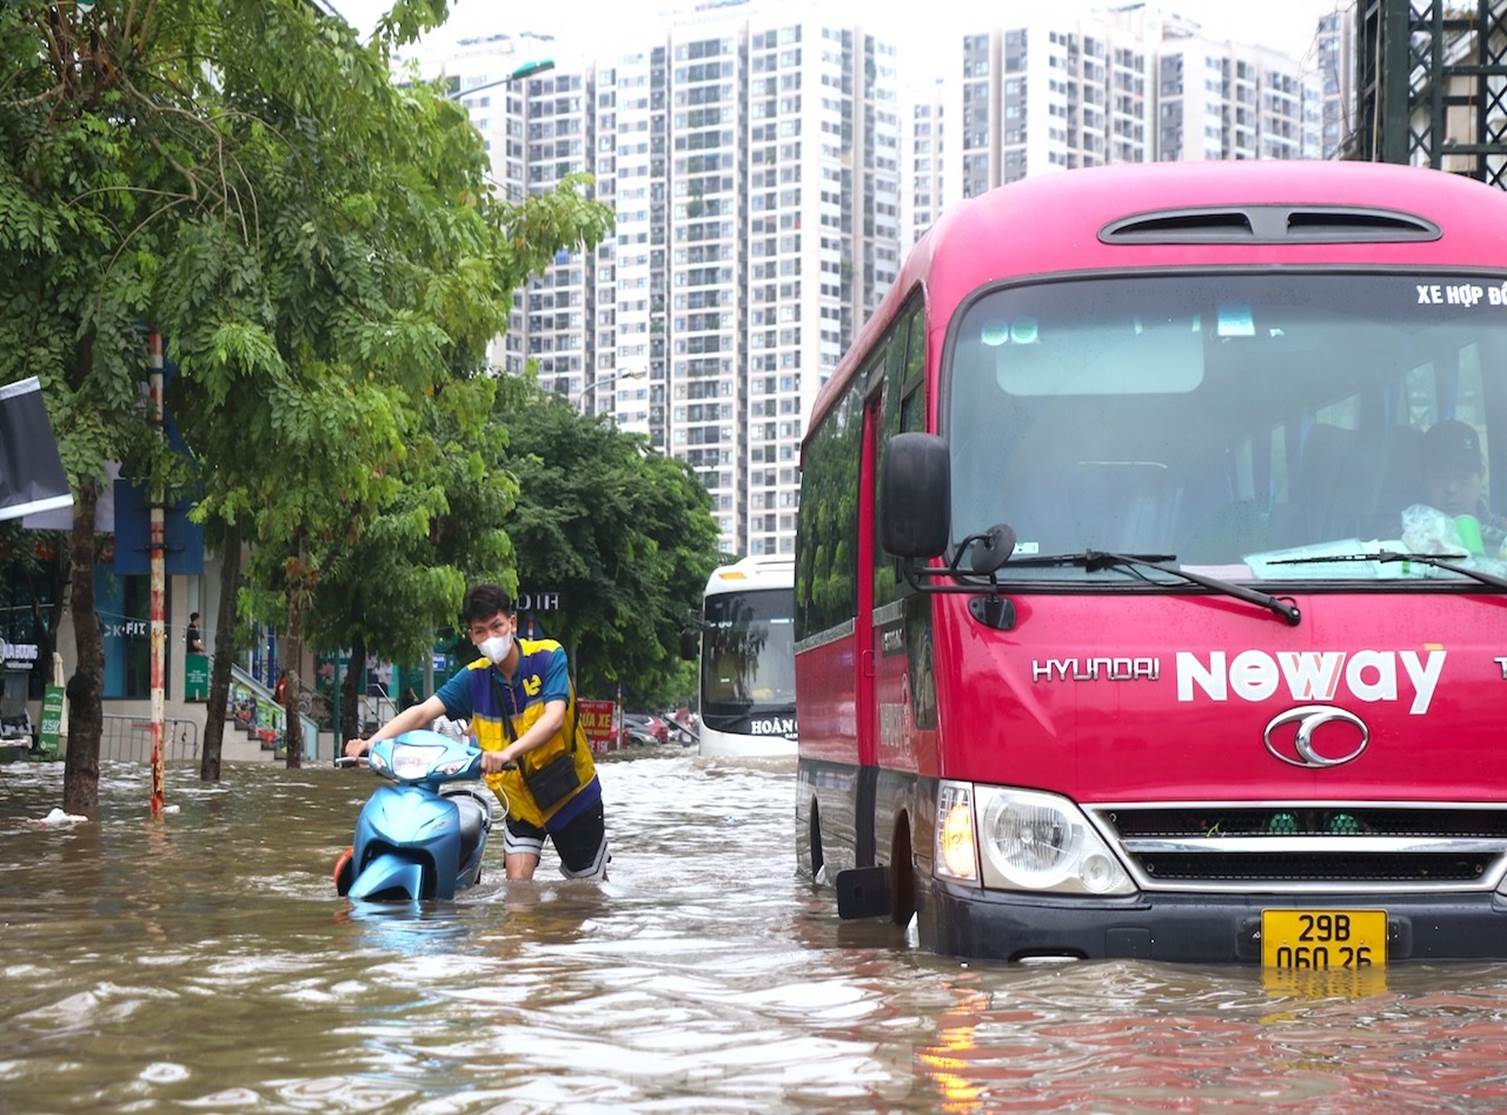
[695, 556, 797, 759]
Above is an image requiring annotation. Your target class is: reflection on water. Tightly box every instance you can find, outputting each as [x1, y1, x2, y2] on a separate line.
[4, 755, 1507, 1110]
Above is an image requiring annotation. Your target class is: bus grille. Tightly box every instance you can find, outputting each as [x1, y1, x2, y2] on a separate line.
[1085, 804, 1507, 893]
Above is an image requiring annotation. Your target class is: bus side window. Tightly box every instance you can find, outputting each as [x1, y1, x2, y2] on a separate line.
[875, 298, 925, 607]
[796, 382, 863, 641]
[896, 393, 921, 441]
[872, 336, 902, 606]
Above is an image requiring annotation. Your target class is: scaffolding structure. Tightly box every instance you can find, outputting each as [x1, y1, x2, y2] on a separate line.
[1356, 0, 1507, 187]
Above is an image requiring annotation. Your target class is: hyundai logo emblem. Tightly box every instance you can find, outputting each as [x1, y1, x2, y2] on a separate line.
[1263, 705, 1370, 769]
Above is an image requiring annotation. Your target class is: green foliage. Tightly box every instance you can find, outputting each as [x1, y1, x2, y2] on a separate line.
[304, 376, 520, 671]
[498, 380, 721, 709]
[0, 1, 616, 780]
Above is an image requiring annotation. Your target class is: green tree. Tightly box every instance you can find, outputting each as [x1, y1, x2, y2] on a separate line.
[498, 379, 721, 709]
[132, 0, 609, 773]
[305, 377, 517, 743]
[0, 0, 612, 796]
[0, 1, 195, 813]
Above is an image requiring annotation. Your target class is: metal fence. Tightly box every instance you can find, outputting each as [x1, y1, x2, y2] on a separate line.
[99, 715, 200, 763]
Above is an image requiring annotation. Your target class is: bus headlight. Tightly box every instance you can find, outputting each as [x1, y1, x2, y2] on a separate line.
[975, 786, 1135, 896]
[935, 780, 978, 882]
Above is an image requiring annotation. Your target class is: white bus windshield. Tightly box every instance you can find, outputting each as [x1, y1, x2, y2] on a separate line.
[947, 272, 1507, 584]
[702, 588, 796, 719]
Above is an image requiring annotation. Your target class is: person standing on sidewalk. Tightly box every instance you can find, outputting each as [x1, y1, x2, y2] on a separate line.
[185, 613, 205, 654]
[344, 584, 607, 880]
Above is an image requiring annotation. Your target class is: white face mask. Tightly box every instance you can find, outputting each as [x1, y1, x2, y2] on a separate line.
[479, 632, 512, 664]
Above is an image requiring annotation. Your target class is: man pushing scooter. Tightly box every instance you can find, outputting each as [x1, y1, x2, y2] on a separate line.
[346, 585, 608, 881]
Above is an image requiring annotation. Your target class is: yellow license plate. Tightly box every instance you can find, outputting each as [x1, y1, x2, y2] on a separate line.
[1261, 909, 1387, 969]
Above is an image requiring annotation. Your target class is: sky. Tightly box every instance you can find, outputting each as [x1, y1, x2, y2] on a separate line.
[335, 0, 1347, 73]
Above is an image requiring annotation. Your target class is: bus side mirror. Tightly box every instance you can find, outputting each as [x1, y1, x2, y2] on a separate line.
[679, 628, 699, 661]
[881, 433, 951, 559]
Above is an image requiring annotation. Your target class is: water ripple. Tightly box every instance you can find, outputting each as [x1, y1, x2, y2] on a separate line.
[2, 755, 1507, 1108]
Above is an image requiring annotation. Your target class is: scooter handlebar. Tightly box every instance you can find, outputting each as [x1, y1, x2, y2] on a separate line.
[330, 744, 514, 776]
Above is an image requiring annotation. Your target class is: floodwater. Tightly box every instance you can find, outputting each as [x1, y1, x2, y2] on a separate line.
[4, 755, 1507, 1112]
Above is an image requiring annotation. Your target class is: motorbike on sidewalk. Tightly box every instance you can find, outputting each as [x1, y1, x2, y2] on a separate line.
[332, 731, 506, 901]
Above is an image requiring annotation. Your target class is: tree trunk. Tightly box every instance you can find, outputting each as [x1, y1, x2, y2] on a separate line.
[200, 519, 241, 782]
[281, 538, 308, 769]
[341, 630, 364, 743]
[62, 480, 102, 818]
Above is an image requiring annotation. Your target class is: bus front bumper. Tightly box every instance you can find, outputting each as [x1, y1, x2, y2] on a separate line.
[927, 878, 1507, 963]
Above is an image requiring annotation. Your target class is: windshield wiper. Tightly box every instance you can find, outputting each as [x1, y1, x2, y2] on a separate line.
[1006, 550, 1302, 626]
[1266, 551, 1507, 592]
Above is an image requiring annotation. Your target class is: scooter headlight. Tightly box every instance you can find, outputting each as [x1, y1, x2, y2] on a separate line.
[390, 743, 444, 780]
[433, 755, 472, 778]
[975, 786, 1135, 896]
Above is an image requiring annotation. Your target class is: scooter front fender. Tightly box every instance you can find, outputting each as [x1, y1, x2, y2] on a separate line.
[348, 851, 427, 901]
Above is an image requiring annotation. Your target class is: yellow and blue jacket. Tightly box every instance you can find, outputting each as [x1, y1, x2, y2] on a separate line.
[435, 638, 599, 830]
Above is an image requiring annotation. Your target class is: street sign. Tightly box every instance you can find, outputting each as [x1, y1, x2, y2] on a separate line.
[577, 699, 616, 754]
[184, 653, 209, 701]
[38, 685, 64, 758]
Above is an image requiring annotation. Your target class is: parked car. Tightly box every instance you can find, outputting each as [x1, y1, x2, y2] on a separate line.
[621, 712, 668, 747]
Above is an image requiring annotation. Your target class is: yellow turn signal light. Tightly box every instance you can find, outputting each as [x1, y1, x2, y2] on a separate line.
[937, 782, 978, 881]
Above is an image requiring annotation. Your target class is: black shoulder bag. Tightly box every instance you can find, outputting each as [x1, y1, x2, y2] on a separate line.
[491, 670, 581, 812]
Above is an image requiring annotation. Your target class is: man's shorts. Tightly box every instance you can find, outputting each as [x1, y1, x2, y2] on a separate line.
[503, 800, 609, 879]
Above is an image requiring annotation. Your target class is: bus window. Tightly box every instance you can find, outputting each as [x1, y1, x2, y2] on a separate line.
[946, 273, 1507, 578]
[874, 299, 923, 607]
[703, 590, 796, 713]
[1269, 424, 1289, 506]
[1316, 392, 1360, 430]
[1456, 344, 1490, 506]
[1405, 361, 1438, 428]
[796, 383, 863, 641]
[903, 298, 926, 391]
[900, 388, 924, 434]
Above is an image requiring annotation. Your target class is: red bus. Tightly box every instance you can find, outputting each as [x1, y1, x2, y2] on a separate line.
[794, 161, 1507, 965]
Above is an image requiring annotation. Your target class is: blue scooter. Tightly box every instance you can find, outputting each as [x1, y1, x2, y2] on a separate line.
[332, 731, 504, 901]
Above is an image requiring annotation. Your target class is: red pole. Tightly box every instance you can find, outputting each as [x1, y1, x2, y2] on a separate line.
[149, 331, 166, 816]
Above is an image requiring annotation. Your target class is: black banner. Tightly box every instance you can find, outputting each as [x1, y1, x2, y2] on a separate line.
[0, 377, 70, 522]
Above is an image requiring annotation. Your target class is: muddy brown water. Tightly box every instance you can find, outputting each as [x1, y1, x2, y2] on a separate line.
[3, 753, 1507, 1111]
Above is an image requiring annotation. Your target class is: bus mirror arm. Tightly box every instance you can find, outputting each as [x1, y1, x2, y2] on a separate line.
[899, 549, 1018, 632]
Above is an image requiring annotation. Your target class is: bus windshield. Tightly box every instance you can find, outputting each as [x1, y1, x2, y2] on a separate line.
[702, 589, 796, 718]
[947, 272, 1507, 584]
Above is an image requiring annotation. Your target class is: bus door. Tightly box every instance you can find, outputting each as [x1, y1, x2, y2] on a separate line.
[833, 297, 927, 919]
[841, 304, 917, 910]
[854, 389, 880, 869]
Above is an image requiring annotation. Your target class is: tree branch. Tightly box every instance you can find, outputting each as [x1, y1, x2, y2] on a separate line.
[1, 83, 65, 109]
[94, 194, 193, 314]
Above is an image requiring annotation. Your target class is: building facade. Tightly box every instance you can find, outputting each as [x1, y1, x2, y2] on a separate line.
[409, 7, 900, 557]
[903, 5, 1323, 247]
[1314, 5, 1357, 160]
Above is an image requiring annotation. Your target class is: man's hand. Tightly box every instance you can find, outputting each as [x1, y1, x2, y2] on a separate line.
[480, 748, 516, 774]
[344, 737, 372, 759]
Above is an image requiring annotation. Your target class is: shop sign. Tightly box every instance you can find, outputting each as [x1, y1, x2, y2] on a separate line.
[1, 641, 38, 669]
[577, 699, 616, 754]
[38, 685, 64, 758]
